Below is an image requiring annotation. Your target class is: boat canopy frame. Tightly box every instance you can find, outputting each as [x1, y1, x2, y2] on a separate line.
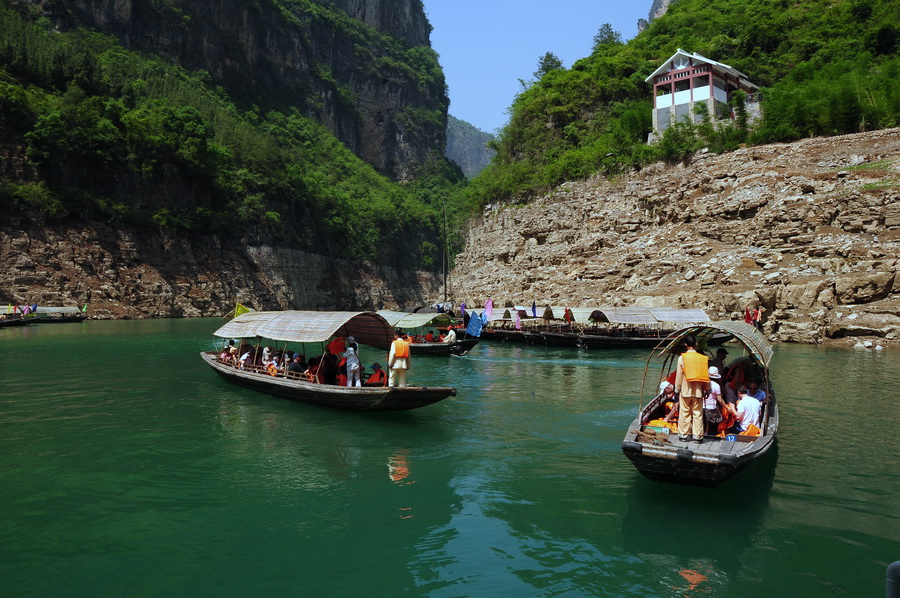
[212, 310, 395, 350]
[639, 320, 772, 409]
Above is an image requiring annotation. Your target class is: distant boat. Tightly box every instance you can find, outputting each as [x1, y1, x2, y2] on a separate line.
[30, 306, 89, 323]
[377, 310, 478, 356]
[202, 310, 457, 412]
[621, 320, 778, 487]
[0, 316, 32, 328]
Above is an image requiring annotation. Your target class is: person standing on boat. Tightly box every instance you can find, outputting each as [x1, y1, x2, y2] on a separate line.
[343, 336, 362, 387]
[389, 330, 411, 387]
[674, 335, 710, 443]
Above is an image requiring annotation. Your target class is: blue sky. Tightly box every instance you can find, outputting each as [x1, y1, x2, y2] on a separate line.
[423, 1, 651, 135]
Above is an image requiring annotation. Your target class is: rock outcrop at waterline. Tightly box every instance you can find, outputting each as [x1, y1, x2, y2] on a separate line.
[452, 128, 900, 345]
[0, 220, 441, 318]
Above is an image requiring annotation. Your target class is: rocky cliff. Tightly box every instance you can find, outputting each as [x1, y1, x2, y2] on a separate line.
[452, 128, 900, 345]
[0, 217, 441, 318]
[28, 0, 446, 181]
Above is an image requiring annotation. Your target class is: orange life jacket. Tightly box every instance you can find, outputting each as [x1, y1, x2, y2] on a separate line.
[392, 339, 410, 359]
[682, 351, 709, 382]
[366, 369, 386, 386]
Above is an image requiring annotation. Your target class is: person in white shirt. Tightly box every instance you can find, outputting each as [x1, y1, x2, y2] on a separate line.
[442, 327, 457, 344]
[733, 387, 761, 432]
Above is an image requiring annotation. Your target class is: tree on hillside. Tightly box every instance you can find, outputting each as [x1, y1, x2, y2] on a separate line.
[593, 23, 622, 50]
[533, 52, 563, 80]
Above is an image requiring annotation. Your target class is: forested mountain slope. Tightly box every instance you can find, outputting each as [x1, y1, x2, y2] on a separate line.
[0, 1, 466, 273]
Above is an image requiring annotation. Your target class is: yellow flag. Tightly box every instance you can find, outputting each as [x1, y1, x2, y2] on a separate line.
[234, 303, 250, 318]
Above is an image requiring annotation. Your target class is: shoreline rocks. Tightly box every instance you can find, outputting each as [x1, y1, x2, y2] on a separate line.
[451, 128, 900, 346]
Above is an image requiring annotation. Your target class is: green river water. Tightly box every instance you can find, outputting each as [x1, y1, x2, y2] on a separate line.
[1, 318, 897, 597]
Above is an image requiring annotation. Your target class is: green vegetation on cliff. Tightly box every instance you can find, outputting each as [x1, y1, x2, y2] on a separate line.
[468, 0, 900, 207]
[0, 3, 464, 268]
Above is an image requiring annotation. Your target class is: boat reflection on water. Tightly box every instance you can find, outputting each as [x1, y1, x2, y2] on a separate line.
[621, 444, 778, 589]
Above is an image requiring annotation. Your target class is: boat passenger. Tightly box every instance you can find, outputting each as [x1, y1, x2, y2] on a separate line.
[306, 356, 320, 382]
[660, 383, 679, 423]
[748, 380, 767, 403]
[425, 331, 435, 342]
[389, 330, 411, 387]
[364, 363, 387, 387]
[705, 366, 728, 435]
[320, 352, 338, 385]
[262, 346, 273, 364]
[730, 387, 761, 433]
[288, 353, 307, 374]
[343, 337, 361, 387]
[674, 335, 709, 443]
[239, 350, 253, 370]
[709, 348, 728, 379]
[442, 327, 456, 344]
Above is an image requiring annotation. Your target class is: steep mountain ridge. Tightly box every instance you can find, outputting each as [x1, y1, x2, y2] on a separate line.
[27, 0, 446, 181]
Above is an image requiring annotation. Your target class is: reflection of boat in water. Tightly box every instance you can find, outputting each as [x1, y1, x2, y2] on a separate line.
[377, 310, 478, 356]
[621, 444, 777, 569]
[202, 311, 457, 412]
[621, 321, 778, 487]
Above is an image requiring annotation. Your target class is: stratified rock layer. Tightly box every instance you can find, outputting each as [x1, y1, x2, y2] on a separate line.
[452, 128, 900, 344]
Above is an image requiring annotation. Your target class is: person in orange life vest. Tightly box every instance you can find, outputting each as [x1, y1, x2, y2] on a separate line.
[425, 330, 435, 342]
[365, 363, 387, 386]
[388, 330, 411, 387]
[674, 335, 710, 443]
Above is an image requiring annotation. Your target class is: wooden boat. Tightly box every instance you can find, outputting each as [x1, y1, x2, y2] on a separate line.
[621, 320, 778, 487]
[31, 306, 89, 323]
[202, 310, 457, 412]
[0, 316, 32, 328]
[376, 310, 478, 356]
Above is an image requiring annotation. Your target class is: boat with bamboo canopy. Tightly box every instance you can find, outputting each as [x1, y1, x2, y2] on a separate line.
[201, 310, 457, 412]
[621, 320, 778, 486]
[377, 309, 478, 356]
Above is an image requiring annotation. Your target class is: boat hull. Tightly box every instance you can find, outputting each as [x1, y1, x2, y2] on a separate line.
[202, 352, 456, 412]
[621, 399, 778, 487]
[409, 338, 479, 356]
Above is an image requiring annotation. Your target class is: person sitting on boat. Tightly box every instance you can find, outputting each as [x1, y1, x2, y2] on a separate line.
[441, 327, 457, 344]
[730, 387, 762, 433]
[748, 380, 767, 403]
[425, 330, 435, 342]
[389, 330, 411, 387]
[306, 356, 321, 382]
[288, 354, 307, 376]
[674, 335, 710, 443]
[262, 346, 273, 364]
[660, 383, 679, 424]
[343, 336, 362, 387]
[239, 350, 253, 370]
[364, 362, 387, 386]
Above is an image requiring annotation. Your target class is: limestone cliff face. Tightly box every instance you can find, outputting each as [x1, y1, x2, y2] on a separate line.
[648, 0, 677, 21]
[0, 217, 441, 318]
[452, 129, 900, 345]
[35, 0, 446, 181]
[445, 115, 495, 179]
